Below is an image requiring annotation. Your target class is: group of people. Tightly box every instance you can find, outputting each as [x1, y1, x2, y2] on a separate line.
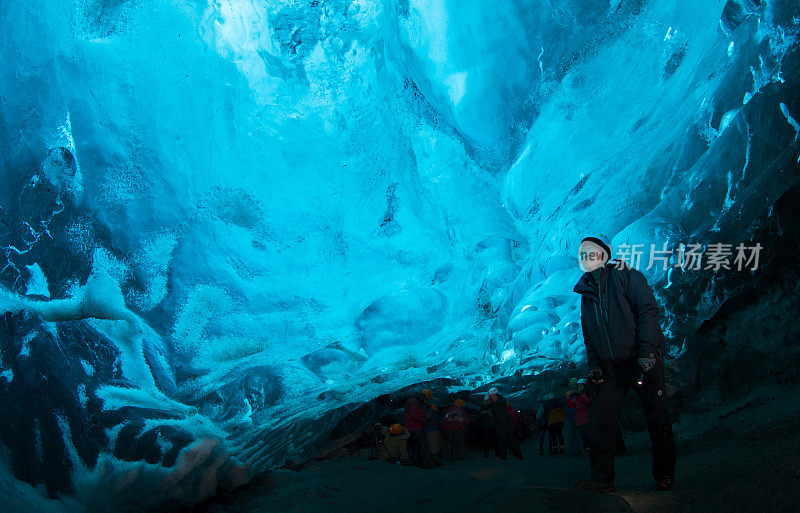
[533, 376, 629, 459]
[370, 389, 469, 466]
[371, 387, 528, 467]
[372, 378, 595, 468]
[535, 378, 588, 457]
[371, 234, 677, 494]
[401, 388, 472, 466]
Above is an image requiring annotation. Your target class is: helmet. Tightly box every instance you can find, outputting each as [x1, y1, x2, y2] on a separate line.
[422, 389, 432, 400]
[454, 399, 466, 407]
[389, 423, 403, 435]
[577, 378, 587, 385]
[488, 387, 499, 396]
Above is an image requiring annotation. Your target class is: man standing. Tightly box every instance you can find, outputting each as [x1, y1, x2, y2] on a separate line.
[573, 235, 676, 492]
[482, 388, 522, 460]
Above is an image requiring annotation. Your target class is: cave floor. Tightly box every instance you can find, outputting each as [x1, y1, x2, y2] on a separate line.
[199, 391, 800, 513]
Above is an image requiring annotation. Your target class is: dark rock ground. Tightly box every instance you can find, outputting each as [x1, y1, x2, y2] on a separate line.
[196, 385, 800, 513]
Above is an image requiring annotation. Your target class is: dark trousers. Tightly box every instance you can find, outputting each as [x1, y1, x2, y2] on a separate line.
[578, 424, 590, 450]
[538, 424, 548, 454]
[548, 422, 565, 453]
[408, 429, 428, 466]
[482, 422, 495, 457]
[495, 424, 522, 459]
[589, 364, 676, 484]
[444, 429, 465, 460]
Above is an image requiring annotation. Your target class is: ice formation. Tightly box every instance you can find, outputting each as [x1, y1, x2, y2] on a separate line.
[0, 0, 798, 510]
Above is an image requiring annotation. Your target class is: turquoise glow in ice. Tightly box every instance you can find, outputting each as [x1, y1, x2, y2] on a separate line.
[0, 0, 798, 508]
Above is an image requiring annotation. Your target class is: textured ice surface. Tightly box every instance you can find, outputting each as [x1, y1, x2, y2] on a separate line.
[1, 0, 799, 509]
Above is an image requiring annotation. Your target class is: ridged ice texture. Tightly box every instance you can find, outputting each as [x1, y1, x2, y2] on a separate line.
[0, 0, 798, 509]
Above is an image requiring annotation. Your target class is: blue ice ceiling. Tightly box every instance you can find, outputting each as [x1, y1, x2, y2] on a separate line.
[1, 0, 799, 509]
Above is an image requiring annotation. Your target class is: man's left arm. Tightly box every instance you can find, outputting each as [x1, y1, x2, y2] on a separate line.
[626, 269, 664, 369]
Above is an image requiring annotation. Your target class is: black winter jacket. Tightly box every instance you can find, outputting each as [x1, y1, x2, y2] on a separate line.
[482, 394, 512, 426]
[573, 261, 664, 371]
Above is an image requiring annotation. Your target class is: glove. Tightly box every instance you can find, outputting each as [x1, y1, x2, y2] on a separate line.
[588, 368, 604, 384]
[638, 353, 657, 373]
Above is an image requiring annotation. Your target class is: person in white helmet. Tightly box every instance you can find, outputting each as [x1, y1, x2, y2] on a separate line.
[573, 235, 676, 493]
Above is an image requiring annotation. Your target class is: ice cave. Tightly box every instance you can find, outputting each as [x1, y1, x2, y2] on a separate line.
[1, 1, 799, 512]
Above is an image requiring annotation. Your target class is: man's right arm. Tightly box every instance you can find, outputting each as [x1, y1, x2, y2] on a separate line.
[580, 314, 602, 370]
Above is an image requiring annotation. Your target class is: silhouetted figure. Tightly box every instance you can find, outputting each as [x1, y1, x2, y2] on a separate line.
[483, 388, 522, 460]
[425, 404, 443, 464]
[536, 400, 549, 456]
[566, 379, 593, 455]
[546, 398, 566, 454]
[442, 399, 469, 460]
[564, 378, 580, 455]
[374, 423, 410, 463]
[404, 389, 431, 467]
[480, 407, 496, 457]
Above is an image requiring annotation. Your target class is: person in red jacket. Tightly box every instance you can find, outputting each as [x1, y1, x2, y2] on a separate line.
[405, 388, 431, 466]
[566, 379, 594, 455]
[506, 402, 525, 454]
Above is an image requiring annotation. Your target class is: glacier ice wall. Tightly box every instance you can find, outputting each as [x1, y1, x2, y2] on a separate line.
[1, 0, 799, 509]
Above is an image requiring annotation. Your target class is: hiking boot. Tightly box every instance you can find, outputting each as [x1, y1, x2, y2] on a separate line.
[574, 480, 615, 493]
[656, 477, 675, 491]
